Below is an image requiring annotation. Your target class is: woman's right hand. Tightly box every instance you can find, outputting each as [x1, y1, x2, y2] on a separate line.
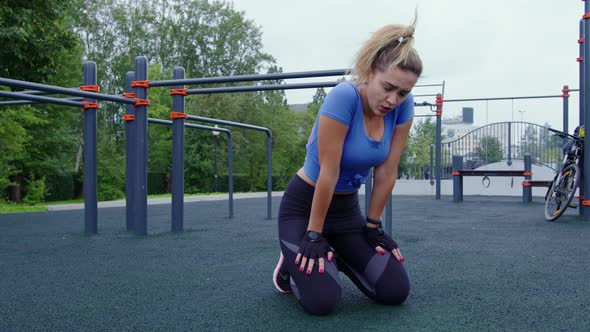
[295, 230, 334, 275]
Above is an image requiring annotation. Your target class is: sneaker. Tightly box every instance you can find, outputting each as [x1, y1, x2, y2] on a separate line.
[273, 252, 293, 294]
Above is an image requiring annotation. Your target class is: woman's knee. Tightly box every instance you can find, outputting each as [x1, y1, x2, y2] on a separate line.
[298, 286, 341, 315]
[374, 263, 411, 305]
[375, 281, 410, 305]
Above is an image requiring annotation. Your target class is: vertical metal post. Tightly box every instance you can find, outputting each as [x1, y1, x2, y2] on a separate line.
[227, 133, 234, 218]
[171, 67, 185, 232]
[581, 19, 586, 128]
[523, 154, 532, 204]
[384, 195, 393, 235]
[435, 94, 443, 199]
[133, 56, 149, 235]
[124, 71, 135, 232]
[580, 18, 586, 217]
[214, 135, 218, 192]
[563, 85, 570, 135]
[584, 3, 590, 220]
[364, 168, 373, 213]
[267, 134, 272, 220]
[83, 62, 98, 235]
[429, 144, 434, 185]
[452, 155, 463, 203]
[507, 123, 512, 166]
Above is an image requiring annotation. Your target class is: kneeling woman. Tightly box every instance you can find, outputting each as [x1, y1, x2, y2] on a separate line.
[272, 21, 423, 315]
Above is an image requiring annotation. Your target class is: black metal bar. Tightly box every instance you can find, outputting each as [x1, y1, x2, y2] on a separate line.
[0, 77, 135, 104]
[0, 97, 84, 106]
[0, 90, 84, 107]
[444, 94, 573, 103]
[458, 170, 528, 177]
[186, 81, 339, 95]
[150, 69, 349, 87]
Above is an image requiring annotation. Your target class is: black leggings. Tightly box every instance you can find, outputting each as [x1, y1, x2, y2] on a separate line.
[277, 175, 410, 315]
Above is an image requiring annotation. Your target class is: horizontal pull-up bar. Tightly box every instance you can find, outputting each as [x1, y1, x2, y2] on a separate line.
[0, 77, 135, 105]
[150, 69, 349, 87]
[14, 87, 81, 96]
[0, 96, 84, 107]
[186, 81, 339, 95]
[185, 115, 270, 136]
[444, 92, 578, 103]
[0, 90, 84, 108]
[148, 118, 232, 133]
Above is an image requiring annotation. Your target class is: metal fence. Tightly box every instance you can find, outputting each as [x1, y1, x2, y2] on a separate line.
[440, 121, 563, 179]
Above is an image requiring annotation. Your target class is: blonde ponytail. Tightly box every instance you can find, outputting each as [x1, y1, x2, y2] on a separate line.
[351, 16, 422, 84]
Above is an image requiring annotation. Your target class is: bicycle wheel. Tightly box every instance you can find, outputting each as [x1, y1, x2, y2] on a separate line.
[545, 163, 580, 221]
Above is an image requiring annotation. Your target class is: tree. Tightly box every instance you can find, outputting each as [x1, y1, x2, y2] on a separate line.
[476, 136, 503, 164]
[0, 0, 83, 202]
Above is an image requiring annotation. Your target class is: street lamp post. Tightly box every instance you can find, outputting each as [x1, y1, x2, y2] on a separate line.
[212, 124, 220, 192]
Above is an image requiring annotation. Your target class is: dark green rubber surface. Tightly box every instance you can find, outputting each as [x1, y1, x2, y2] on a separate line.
[1, 196, 589, 331]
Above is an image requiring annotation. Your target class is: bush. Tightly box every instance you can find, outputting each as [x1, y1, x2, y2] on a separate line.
[23, 176, 47, 205]
[97, 183, 125, 201]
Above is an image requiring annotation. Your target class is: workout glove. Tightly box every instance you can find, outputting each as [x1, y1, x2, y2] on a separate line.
[297, 230, 333, 260]
[364, 224, 399, 252]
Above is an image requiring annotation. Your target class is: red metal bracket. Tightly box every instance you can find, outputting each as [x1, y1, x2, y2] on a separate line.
[81, 101, 100, 109]
[170, 112, 188, 119]
[123, 114, 135, 122]
[170, 88, 188, 96]
[80, 85, 100, 93]
[131, 80, 151, 89]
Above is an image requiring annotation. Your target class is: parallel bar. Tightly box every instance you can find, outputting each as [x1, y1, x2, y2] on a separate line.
[171, 67, 186, 231]
[412, 93, 440, 97]
[185, 115, 272, 219]
[0, 77, 135, 104]
[0, 97, 83, 106]
[148, 118, 234, 218]
[444, 94, 574, 103]
[133, 56, 149, 236]
[124, 72, 135, 232]
[150, 69, 349, 87]
[83, 62, 98, 235]
[414, 83, 445, 88]
[186, 81, 339, 95]
[458, 170, 528, 177]
[185, 115, 269, 133]
[149, 118, 231, 131]
[10, 87, 80, 95]
[0, 91, 83, 107]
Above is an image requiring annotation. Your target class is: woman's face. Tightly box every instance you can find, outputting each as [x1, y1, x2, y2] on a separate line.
[363, 66, 418, 117]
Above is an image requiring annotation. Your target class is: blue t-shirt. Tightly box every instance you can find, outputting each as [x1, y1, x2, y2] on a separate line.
[303, 82, 414, 192]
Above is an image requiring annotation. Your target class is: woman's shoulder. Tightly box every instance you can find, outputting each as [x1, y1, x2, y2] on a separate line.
[331, 81, 359, 96]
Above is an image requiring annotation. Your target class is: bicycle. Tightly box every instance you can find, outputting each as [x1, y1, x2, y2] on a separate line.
[544, 126, 584, 221]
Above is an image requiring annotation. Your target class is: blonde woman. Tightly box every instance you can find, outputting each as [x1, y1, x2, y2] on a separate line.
[273, 22, 422, 315]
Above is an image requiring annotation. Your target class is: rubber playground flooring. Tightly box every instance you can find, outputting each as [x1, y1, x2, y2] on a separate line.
[1, 195, 589, 331]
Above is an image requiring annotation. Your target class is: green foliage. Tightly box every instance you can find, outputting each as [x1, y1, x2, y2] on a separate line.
[23, 176, 46, 205]
[405, 118, 437, 166]
[0, 0, 80, 82]
[476, 136, 503, 163]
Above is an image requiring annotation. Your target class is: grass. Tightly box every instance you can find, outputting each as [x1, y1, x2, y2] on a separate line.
[0, 192, 237, 214]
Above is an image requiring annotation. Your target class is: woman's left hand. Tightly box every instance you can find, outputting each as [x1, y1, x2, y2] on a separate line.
[364, 225, 405, 262]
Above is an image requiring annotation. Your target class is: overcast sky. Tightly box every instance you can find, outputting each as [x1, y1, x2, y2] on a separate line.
[230, 0, 582, 131]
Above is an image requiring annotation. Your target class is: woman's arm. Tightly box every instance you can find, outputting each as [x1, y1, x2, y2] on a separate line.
[367, 119, 413, 222]
[307, 115, 349, 233]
